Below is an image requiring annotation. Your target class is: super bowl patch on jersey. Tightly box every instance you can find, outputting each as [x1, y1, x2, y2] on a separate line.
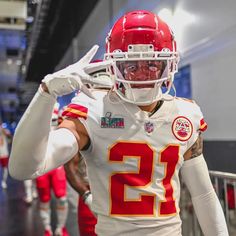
[172, 116, 193, 141]
[100, 112, 124, 128]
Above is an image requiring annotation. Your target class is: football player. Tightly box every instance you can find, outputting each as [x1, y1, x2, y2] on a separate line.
[0, 122, 11, 189]
[10, 10, 228, 236]
[65, 153, 96, 236]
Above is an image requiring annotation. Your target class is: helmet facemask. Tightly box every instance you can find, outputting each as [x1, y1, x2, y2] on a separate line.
[105, 44, 178, 105]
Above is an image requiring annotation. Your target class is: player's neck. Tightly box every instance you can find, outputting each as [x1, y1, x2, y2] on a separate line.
[138, 100, 163, 114]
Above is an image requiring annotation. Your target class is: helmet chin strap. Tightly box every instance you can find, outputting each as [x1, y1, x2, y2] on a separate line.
[162, 75, 176, 101]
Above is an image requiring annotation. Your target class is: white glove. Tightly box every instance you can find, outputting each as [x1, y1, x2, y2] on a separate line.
[82, 191, 96, 217]
[42, 45, 112, 99]
[84, 192, 93, 210]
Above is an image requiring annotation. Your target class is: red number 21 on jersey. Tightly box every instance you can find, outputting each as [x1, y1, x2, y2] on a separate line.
[109, 142, 179, 216]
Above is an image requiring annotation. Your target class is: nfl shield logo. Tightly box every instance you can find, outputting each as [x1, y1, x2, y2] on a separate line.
[144, 121, 154, 134]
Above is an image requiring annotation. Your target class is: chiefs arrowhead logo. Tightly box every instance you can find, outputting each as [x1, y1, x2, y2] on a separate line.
[172, 116, 193, 141]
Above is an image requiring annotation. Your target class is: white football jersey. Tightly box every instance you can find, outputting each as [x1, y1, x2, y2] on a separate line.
[63, 91, 207, 233]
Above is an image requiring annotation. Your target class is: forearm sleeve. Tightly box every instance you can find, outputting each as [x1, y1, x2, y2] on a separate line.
[181, 155, 229, 236]
[9, 87, 78, 180]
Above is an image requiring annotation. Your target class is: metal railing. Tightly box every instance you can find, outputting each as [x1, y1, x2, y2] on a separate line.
[181, 170, 236, 236]
[209, 171, 236, 227]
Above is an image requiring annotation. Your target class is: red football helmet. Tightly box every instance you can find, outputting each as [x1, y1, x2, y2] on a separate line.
[104, 10, 179, 105]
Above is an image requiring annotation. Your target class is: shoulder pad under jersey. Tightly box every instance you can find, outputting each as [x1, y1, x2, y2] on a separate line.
[62, 90, 107, 120]
[175, 97, 207, 132]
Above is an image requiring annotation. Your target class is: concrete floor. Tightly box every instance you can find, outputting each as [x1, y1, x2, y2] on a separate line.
[1, 167, 236, 236]
[0, 168, 79, 236]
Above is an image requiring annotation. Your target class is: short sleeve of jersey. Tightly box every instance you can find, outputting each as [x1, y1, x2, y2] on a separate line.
[62, 90, 107, 120]
[188, 100, 207, 149]
[62, 90, 108, 153]
[192, 102, 208, 133]
[199, 116, 207, 132]
[175, 98, 207, 150]
[62, 92, 89, 120]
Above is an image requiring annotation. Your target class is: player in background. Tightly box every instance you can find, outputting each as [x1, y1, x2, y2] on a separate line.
[23, 179, 38, 204]
[65, 153, 96, 236]
[35, 104, 69, 236]
[0, 121, 11, 189]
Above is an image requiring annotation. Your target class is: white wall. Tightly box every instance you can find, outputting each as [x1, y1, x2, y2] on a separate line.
[57, 0, 236, 140]
[191, 40, 236, 140]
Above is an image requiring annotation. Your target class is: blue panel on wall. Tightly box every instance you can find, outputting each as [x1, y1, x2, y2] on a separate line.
[173, 65, 192, 99]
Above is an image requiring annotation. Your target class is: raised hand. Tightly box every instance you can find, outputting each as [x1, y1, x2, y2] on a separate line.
[42, 45, 112, 98]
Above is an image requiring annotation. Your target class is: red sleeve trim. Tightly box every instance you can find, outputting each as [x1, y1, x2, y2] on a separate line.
[62, 104, 88, 120]
[199, 118, 207, 132]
